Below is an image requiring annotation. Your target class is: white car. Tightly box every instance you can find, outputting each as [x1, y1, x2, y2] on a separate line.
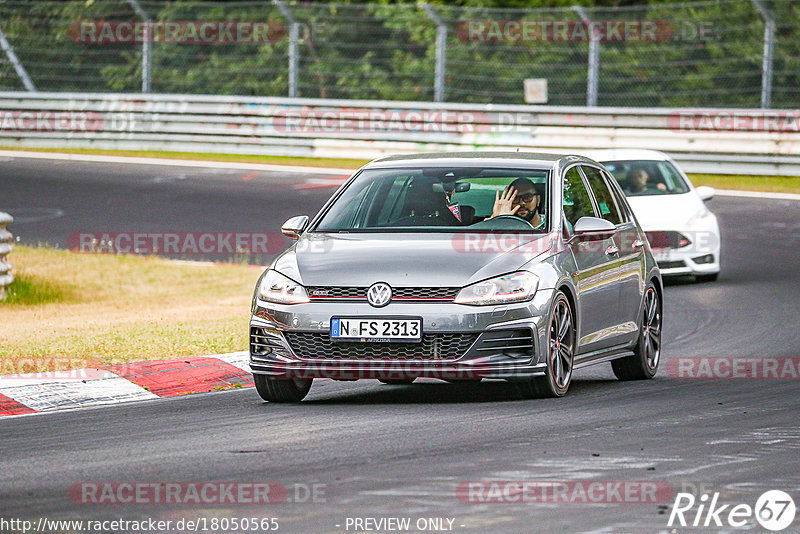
[582, 149, 720, 282]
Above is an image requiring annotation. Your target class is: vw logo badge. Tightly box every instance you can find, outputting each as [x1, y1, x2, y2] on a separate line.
[367, 282, 392, 308]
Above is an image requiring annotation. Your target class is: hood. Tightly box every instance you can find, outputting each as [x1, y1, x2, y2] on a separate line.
[273, 232, 553, 287]
[626, 192, 707, 231]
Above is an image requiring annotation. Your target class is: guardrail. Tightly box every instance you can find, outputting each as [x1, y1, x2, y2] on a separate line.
[0, 92, 798, 175]
[0, 212, 13, 300]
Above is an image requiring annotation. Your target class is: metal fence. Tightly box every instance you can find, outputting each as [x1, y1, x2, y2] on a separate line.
[2, 92, 799, 175]
[0, 0, 798, 109]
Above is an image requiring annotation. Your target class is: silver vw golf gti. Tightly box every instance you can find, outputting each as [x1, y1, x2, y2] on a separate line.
[250, 152, 663, 402]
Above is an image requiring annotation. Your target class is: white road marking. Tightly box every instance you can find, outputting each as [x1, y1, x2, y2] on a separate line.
[0, 149, 355, 175]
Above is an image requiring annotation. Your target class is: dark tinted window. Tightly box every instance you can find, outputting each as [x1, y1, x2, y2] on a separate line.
[581, 166, 622, 225]
[562, 166, 595, 228]
[603, 170, 633, 223]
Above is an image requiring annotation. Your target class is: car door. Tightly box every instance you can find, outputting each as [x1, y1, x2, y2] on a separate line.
[562, 165, 620, 354]
[582, 165, 645, 346]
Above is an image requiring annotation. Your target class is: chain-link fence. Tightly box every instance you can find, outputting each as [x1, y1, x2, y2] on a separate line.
[0, 0, 797, 108]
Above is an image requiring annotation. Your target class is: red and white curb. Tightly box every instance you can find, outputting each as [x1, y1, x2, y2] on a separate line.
[0, 351, 253, 418]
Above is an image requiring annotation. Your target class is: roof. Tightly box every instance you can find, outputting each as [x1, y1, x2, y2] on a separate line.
[363, 151, 594, 169]
[578, 149, 672, 162]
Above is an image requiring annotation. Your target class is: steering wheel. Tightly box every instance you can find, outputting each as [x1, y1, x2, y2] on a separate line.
[487, 215, 536, 229]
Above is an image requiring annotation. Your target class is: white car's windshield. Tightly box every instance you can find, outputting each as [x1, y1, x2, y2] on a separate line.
[603, 160, 690, 196]
[314, 167, 550, 232]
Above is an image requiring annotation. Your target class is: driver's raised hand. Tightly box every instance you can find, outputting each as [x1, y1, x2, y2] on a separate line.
[490, 186, 520, 218]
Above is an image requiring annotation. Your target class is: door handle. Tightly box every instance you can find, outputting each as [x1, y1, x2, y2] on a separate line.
[605, 245, 619, 256]
[632, 239, 645, 249]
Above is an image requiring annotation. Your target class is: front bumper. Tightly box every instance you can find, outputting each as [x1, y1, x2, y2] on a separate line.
[652, 249, 720, 277]
[248, 291, 553, 380]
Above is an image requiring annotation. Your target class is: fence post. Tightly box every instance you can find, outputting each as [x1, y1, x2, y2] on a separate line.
[0, 212, 13, 301]
[125, 0, 151, 93]
[572, 6, 598, 107]
[275, 0, 299, 98]
[420, 3, 446, 103]
[751, 0, 774, 109]
[0, 18, 36, 91]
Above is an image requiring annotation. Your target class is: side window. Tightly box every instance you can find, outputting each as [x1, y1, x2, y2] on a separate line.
[581, 166, 622, 225]
[603, 170, 633, 224]
[563, 166, 596, 228]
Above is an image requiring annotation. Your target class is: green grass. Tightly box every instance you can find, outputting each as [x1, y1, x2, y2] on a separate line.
[688, 173, 800, 194]
[0, 245, 259, 373]
[3, 273, 73, 305]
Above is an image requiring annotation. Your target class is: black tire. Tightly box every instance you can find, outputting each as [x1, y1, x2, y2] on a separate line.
[378, 378, 416, 385]
[253, 374, 313, 402]
[695, 273, 719, 283]
[612, 283, 662, 381]
[517, 291, 575, 399]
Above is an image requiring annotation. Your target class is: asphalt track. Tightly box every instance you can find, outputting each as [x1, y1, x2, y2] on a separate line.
[2, 156, 800, 533]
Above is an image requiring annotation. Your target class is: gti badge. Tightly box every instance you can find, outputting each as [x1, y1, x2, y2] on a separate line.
[367, 282, 392, 308]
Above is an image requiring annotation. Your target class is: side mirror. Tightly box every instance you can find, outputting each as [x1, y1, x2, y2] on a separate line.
[695, 186, 715, 201]
[571, 216, 616, 242]
[281, 215, 309, 240]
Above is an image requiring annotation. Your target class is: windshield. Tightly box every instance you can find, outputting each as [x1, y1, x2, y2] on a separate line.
[602, 160, 690, 196]
[314, 167, 550, 233]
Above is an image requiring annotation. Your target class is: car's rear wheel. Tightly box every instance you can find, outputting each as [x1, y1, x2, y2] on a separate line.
[612, 284, 661, 380]
[253, 374, 313, 402]
[517, 291, 575, 398]
[378, 378, 416, 385]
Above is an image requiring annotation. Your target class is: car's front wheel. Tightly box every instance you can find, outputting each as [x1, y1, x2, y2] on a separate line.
[612, 283, 661, 380]
[517, 290, 575, 398]
[254, 375, 313, 402]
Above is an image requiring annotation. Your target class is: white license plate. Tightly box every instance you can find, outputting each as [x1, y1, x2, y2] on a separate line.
[331, 317, 422, 342]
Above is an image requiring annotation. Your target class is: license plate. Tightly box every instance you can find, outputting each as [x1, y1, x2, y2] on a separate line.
[331, 317, 422, 343]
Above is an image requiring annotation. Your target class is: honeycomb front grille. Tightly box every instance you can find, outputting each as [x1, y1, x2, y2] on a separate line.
[306, 286, 460, 301]
[283, 332, 478, 361]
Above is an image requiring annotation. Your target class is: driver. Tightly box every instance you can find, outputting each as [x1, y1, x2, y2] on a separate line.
[486, 178, 545, 230]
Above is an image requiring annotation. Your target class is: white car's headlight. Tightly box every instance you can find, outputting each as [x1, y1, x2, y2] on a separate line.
[258, 270, 309, 304]
[687, 209, 717, 231]
[455, 272, 539, 306]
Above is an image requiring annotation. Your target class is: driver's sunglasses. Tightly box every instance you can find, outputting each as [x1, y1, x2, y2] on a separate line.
[513, 193, 537, 204]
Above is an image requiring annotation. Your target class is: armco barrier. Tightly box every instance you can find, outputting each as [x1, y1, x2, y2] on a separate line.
[0, 212, 13, 300]
[0, 92, 798, 175]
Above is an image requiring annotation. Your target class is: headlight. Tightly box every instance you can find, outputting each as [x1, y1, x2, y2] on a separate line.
[687, 209, 716, 231]
[258, 270, 309, 304]
[455, 272, 538, 306]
